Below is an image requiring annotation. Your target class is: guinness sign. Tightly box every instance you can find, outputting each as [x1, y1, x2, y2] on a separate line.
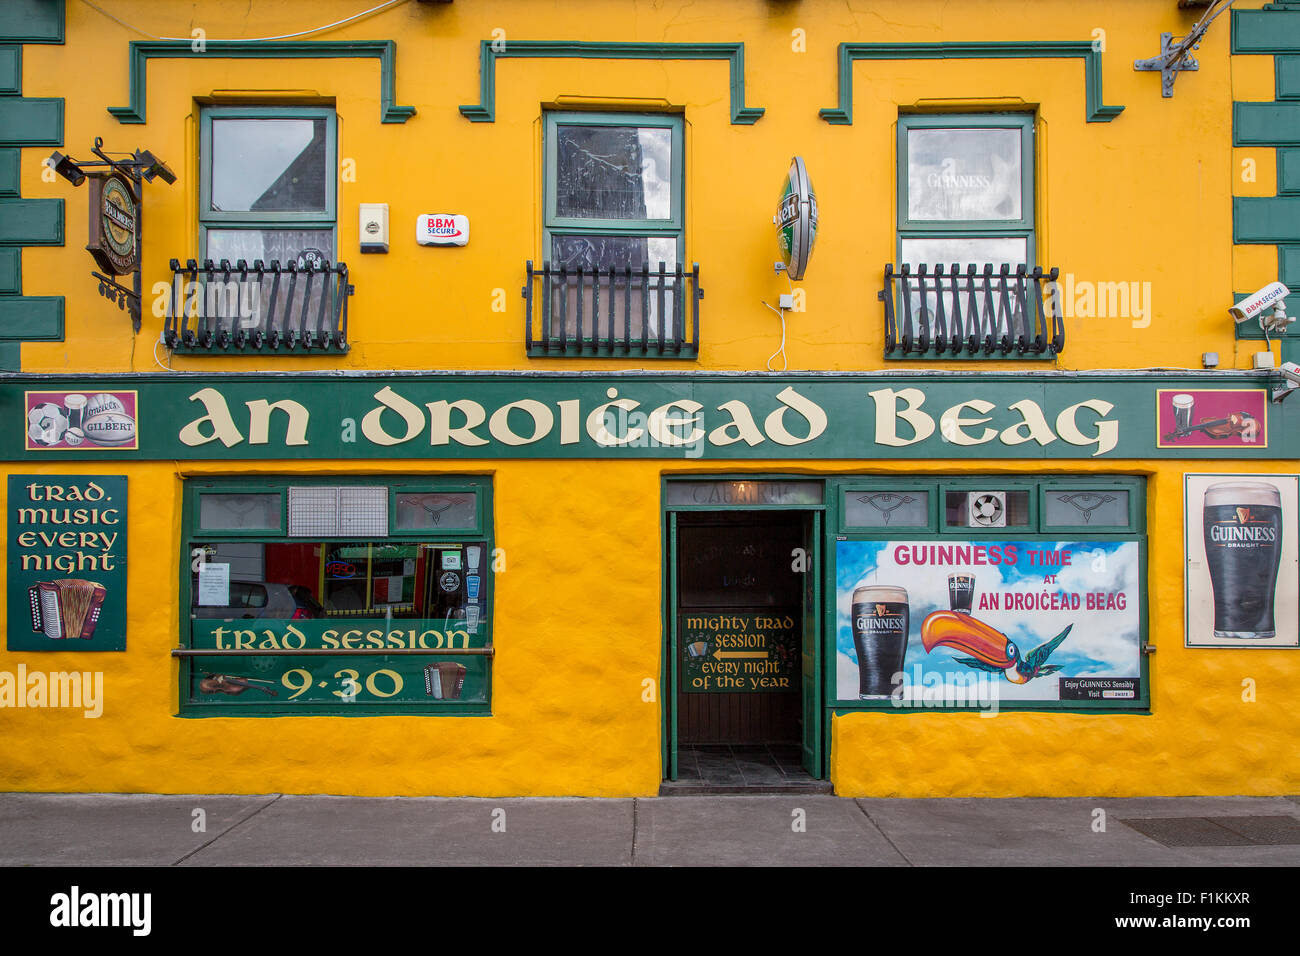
[86, 172, 138, 276]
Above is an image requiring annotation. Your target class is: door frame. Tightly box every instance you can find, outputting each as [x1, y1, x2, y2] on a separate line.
[661, 475, 827, 781]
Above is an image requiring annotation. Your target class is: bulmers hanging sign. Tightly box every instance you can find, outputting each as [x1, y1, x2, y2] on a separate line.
[0, 372, 1291, 462]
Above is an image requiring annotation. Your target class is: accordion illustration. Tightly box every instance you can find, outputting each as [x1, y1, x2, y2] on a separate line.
[28, 578, 107, 640]
[423, 662, 466, 700]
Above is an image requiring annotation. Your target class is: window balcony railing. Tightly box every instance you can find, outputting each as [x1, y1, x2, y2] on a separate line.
[163, 258, 353, 353]
[880, 263, 1064, 359]
[523, 260, 701, 358]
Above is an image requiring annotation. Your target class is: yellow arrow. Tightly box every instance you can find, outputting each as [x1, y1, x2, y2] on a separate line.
[714, 650, 767, 660]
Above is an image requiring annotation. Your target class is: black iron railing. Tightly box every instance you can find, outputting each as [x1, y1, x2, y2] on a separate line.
[523, 261, 701, 358]
[880, 263, 1064, 359]
[163, 258, 353, 353]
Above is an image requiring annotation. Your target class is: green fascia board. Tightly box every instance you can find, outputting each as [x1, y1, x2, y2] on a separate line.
[0, 249, 19, 294]
[1233, 101, 1300, 145]
[0, 149, 19, 197]
[0, 342, 18, 371]
[0, 197, 62, 245]
[108, 40, 415, 124]
[819, 42, 1123, 125]
[0, 97, 62, 146]
[1233, 9, 1300, 53]
[1234, 195, 1300, 242]
[0, 295, 63, 340]
[0, 45, 20, 94]
[458, 40, 765, 125]
[0, 0, 64, 44]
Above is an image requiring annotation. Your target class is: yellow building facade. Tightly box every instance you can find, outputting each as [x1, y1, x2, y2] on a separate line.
[1, 0, 1297, 797]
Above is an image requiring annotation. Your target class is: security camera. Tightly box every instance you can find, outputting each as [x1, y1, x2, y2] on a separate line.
[44, 151, 85, 187]
[135, 149, 176, 185]
[1229, 281, 1289, 323]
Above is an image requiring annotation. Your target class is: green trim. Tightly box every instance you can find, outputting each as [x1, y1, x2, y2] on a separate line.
[108, 40, 415, 125]
[819, 42, 1123, 125]
[0, 150, 19, 198]
[0, 248, 19, 293]
[459, 40, 764, 125]
[1232, 8, 1300, 54]
[0, 295, 63, 340]
[1278, 149, 1300, 194]
[0, 0, 64, 44]
[1233, 196, 1300, 243]
[1277, 56, 1300, 99]
[0, 97, 62, 146]
[1233, 102, 1300, 146]
[1280, 245, 1300, 286]
[0, 197, 62, 245]
[0, 44, 20, 94]
[0, 343, 18, 371]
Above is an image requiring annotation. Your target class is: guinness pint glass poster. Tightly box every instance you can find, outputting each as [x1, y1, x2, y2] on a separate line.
[835, 539, 1144, 706]
[1184, 474, 1298, 649]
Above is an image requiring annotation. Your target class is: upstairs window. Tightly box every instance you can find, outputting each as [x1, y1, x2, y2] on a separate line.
[898, 112, 1034, 270]
[884, 113, 1061, 359]
[528, 112, 699, 357]
[167, 107, 350, 353]
[545, 111, 683, 272]
[200, 106, 337, 267]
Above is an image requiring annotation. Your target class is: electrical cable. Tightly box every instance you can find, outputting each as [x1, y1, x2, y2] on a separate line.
[153, 336, 173, 371]
[79, 0, 409, 42]
[761, 269, 797, 371]
[763, 301, 787, 371]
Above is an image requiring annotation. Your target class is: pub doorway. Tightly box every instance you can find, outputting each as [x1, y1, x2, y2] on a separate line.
[664, 500, 827, 793]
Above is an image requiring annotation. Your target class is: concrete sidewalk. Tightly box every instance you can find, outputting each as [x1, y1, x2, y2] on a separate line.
[1, 793, 1297, 866]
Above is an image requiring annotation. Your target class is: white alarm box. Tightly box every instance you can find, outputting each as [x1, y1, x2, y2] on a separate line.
[416, 214, 469, 247]
[359, 203, 389, 254]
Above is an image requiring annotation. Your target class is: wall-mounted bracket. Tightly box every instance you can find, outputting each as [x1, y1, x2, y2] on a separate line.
[1134, 32, 1200, 97]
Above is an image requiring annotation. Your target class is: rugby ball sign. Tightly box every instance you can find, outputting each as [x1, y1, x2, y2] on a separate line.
[83, 412, 137, 447]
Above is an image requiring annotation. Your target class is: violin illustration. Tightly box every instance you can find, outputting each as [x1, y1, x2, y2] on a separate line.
[1163, 411, 1258, 443]
[199, 673, 279, 697]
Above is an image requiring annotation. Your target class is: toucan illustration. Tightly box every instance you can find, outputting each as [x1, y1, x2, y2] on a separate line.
[920, 610, 1073, 684]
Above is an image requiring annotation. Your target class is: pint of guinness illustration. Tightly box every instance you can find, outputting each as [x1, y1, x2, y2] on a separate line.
[948, 573, 975, 613]
[1172, 393, 1194, 432]
[851, 584, 909, 698]
[1203, 482, 1283, 639]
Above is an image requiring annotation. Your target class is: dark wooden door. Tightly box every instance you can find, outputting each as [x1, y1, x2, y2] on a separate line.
[676, 512, 804, 745]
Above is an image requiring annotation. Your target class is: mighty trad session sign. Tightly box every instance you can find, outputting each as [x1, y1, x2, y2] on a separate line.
[7, 475, 127, 651]
[680, 611, 799, 693]
[0, 372, 1292, 461]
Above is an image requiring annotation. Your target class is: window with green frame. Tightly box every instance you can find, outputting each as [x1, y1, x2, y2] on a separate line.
[897, 113, 1035, 271]
[829, 475, 1148, 713]
[200, 106, 337, 268]
[544, 111, 683, 272]
[179, 476, 493, 717]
